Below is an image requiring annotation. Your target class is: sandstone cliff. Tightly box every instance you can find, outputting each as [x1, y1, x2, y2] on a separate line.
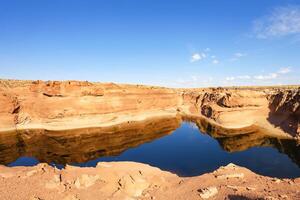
[0, 80, 299, 140]
[180, 87, 300, 139]
[0, 80, 178, 131]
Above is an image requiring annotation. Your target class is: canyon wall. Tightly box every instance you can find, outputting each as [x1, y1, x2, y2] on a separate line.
[0, 80, 299, 139]
[180, 87, 300, 139]
[0, 80, 179, 131]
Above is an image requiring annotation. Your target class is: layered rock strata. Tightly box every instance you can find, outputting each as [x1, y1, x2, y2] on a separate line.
[0, 80, 299, 139]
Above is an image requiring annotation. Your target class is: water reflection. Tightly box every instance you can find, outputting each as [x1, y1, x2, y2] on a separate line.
[1, 116, 300, 177]
[0, 117, 181, 165]
[185, 116, 300, 168]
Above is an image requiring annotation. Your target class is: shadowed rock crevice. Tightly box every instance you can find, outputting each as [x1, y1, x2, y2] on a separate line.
[268, 89, 300, 137]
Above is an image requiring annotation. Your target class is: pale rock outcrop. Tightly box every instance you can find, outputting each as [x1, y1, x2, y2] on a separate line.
[0, 162, 299, 200]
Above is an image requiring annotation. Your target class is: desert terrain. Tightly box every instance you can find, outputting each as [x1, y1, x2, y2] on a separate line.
[0, 79, 299, 200]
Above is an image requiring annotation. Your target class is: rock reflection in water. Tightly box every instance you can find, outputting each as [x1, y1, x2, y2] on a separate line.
[1, 115, 300, 176]
[186, 116, 300, 169]
[0, 116, 181, 165]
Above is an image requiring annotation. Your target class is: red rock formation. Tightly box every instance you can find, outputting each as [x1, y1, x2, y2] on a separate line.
[0, 80, 299, 139]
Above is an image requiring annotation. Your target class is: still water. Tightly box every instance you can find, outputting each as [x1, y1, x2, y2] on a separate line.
[5, 121, 300, 178]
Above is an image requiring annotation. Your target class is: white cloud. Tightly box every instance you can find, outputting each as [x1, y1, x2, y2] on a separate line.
[230, 52, 247, 61]
[254, 73, 278, 80]
[226, 75, 250, 81]
[190, 52, 207, 63]
[226, 77, 235, 81]
[212, 59, 219, 64]
[204, 48, 211, 52]
[237, 75, 251, 79]
[225, 67, 292, 82]
[211, 55, 216, 59]
[234, 53, 246, 57]
[191, 75, 198, 81]
[277, 67, 291, 74]
[190, 53, 202, 62]
[175, 75, 214, 87]
[253, 6, 300, 38]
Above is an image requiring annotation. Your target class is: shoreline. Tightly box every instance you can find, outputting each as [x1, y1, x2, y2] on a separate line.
[0, 111, 294, 141]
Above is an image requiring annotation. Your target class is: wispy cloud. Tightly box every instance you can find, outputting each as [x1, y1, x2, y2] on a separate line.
[277, 67, 291, 74]
[226, 77, 235, 81]
[230, 52, 247, 61]
[253, 73, 278, 80]
[175, 75, 214, 87]
[225, 67, 292, 81]
[234, 53, 246, 57]
[253, 5, 300, 39]
[237, 75, 251, 79]
[226, 75, 250, 81]
[190, 48, 222, 64]
[212, 59, 219, 64]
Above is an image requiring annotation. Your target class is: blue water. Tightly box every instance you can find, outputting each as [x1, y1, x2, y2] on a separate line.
[8, 123, 300, 178]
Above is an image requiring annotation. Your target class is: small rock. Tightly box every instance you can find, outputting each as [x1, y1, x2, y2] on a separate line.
[265, 196, 278, 200]
[0, 172, 14, 178]
[226, 185, 238, 192]
[224, 163, 237, 169]
[246, 186, 256, 191]
[120, 175, 149, 197]
[45, 175, 61, 189]
[216, 173, 244, 179]
[272, 178, 281, 183]
[96, 162, 112, 168]
[74, 174, 100, 189]
[278, 194, 288, 199]
[287, 180, 294, 185]
[63, 194, 80, 200]
[26, 170, 38, 177]
[198, 186, 218, 199]
[29, 196, 43, 200]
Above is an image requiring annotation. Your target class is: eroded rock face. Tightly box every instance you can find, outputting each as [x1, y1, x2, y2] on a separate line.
[0, 162, 299, 200]
[0, 80, 299, 140]
[0, 80, 179, 131]
[180, 87, 300, 139]
[268, 89, 300, 137]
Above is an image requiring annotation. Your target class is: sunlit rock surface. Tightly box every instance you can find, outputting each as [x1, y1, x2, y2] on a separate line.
[0, 80, 299, 139]
[0, 162, 299, 200]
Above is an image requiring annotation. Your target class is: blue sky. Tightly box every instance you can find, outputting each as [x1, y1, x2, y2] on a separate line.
[1, 0, 300, 87]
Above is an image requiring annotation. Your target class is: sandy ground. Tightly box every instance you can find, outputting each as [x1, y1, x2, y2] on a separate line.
[0, 162, 299, 200]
